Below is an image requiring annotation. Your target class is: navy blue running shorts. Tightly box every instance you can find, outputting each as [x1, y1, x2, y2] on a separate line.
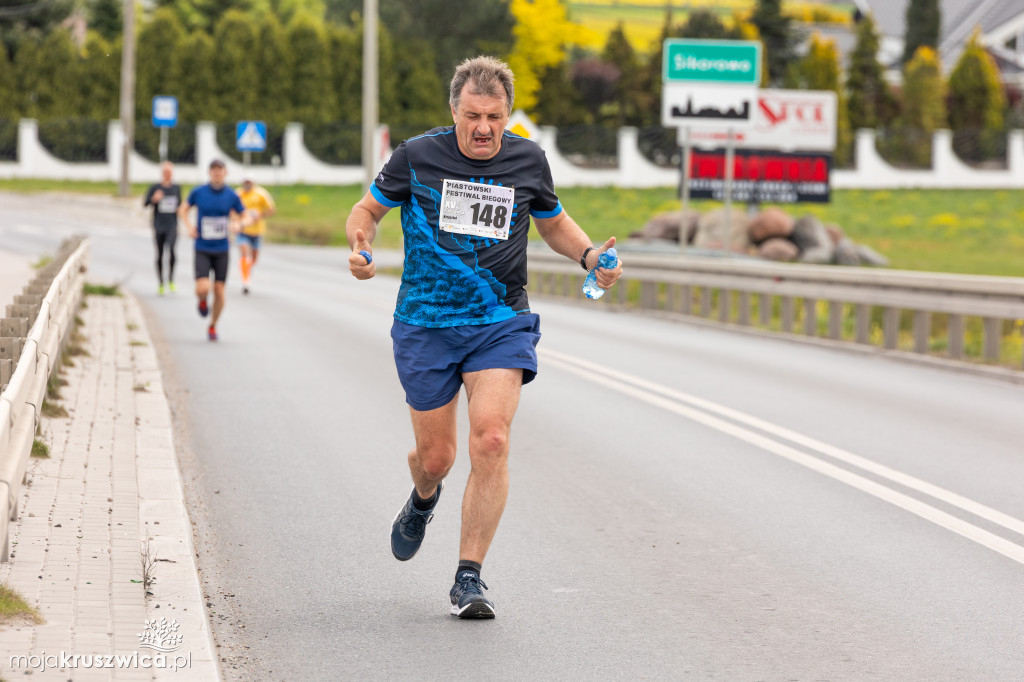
[194, 249, 229, 283]
[391, 313, 541, 412]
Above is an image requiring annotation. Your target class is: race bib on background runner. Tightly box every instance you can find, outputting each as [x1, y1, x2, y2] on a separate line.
[439, 179, 514, 240]
[200, 216, 228, 240]
[157, 195, 179, 213]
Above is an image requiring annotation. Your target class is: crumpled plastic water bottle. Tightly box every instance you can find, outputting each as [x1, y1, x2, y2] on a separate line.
[582, 247, 618, 300]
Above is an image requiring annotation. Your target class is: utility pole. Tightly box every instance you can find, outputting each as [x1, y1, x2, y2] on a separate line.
[118, 0, 135, 197]
[362, 0, 378, 190]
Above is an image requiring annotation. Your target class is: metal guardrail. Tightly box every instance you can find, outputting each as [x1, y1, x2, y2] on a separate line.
[0, 237, 89, 561]
[527, 249, 1024, 377]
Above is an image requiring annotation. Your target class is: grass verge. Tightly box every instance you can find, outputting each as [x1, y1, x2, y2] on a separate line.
[0, 584, 43, 625]
[83, 283, 121, 297]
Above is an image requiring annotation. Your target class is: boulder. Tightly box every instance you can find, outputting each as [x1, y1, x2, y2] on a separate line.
[748, 207, 793, 244]
[792, 215, 835, 264]
[833, 237, 861, 265]
[824, 222, 845, 246]
[693, 208, 751, 253]
[630, 210, 699, 244]
[758, 237, 799, 262]
[856, 243, 890, 267]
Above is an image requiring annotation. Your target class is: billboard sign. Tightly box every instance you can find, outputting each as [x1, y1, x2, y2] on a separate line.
[685, 89, 837, 151]
[686, 148, 832, 203]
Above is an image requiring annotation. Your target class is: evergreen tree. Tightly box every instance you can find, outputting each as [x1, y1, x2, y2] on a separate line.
[602, 22, 650, 126]
[327, 22, 360, 123]
[531, 62, 585, 126]
[80, 31, 120, 120]
[0, 35, 14, 117]
[89, 0, 123, 42]
[845, 13, 897, 130]
[681, 9, 741, 40]
[212, 10, 261, 124]
[750, 0, 799, 86]
[902, 0, 940, 64]
[178, 31, 215, 123]
[0, 0, 76, 58]
[286, 13, 335, 125]
[135, 8, 184, 125]
[899, 45, 945, 165]
[390, 37, 448, 126]
[799, 33, 851, 166]
[152, 0, 262, 33]
[948, 31, 1005, 159]
[12, 32, 43, 117]
[256, 13, 293, 126]
[34, 29, 81, 118]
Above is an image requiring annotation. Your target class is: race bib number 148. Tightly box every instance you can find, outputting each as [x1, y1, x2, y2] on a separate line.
[439, 179, 514, 240]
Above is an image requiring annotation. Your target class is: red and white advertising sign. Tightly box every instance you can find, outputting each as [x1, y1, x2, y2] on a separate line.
[682, 89, 837, 151]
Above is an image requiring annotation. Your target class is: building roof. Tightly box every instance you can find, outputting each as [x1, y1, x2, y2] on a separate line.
[853, 0, 1024, 70]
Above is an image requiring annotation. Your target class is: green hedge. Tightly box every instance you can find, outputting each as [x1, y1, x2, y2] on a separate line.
[37, 119, 108, 162]
[135, 124, 197, 164]
[0, 119, 17, 161]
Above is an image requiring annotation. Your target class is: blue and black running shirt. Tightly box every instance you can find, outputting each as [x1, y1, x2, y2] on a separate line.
[371, 125, 563, 328]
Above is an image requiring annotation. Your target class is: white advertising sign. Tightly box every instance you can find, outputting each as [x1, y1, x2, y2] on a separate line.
[661, 82, 757, 129]
[682, 89, 837, 151]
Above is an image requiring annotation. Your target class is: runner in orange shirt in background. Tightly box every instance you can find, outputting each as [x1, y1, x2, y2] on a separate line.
[236, 179, 276, 295]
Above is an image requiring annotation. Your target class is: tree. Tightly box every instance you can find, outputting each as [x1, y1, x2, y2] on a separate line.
[286, 12, 334, 124]
[326, 0, 513, 76]
[750, 0, 799, 86]
[33, 29, 81, 118]
[152, 0, 264, 33]
[0, 37, 14, 117]
[390, 37, 448, 126]
[12, 31, 42, 117]
[902, 0, 940, 64]
[845, 13, 897, 130]
[602, 22, 652, 126]
[211, 9, 261, 124]
[89, 0, 123, 42]
[256, 13, 293, 126]
[0, 0, 75, 58]
[799, 33, 852, 166]
[327, 22, 360, 123]
[680, 9, 741, 40]
[79, 31, 120, 120]
[178, 31, 215, 123]
[898, 45, 945, 165]
[947, 31, 1005, 160]
[135, 8, 184, 125]
[507, 0, 590, 111]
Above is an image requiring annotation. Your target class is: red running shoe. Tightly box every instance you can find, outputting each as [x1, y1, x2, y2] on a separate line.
[198, 299, 209, 317]
[207, 325, 218, 341]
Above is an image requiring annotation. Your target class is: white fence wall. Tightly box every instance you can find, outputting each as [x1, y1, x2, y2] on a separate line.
[0, 118, 1022, 190]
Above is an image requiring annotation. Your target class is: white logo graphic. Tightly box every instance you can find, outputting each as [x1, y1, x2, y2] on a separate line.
[137, 618, 183, 653]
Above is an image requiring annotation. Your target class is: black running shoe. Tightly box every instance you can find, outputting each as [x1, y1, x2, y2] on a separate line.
[390, 483, 442, 561]
[450, 571, 495, 619]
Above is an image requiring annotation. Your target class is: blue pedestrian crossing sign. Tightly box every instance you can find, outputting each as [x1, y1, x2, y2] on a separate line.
[151, 96, 178, 128]
[236, 121, 267, 152]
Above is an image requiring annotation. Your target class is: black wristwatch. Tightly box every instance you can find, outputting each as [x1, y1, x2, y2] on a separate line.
[580, 246, 596, 271]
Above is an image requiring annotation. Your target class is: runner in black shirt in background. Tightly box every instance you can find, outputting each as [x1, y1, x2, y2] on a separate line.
[143, 161, 182, 295]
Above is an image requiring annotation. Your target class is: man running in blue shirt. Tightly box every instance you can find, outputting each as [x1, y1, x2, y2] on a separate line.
[178, 159, 246, 341]
[345, 56, 622, 618]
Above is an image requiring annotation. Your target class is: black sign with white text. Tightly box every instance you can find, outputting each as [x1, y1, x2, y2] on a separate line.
[685, 148, 832, 203]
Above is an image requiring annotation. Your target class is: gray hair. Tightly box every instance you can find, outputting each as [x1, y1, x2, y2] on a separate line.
[449, 56, 515, 115]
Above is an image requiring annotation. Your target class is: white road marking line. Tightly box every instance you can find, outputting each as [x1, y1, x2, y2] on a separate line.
[542, 348, 1024, 566]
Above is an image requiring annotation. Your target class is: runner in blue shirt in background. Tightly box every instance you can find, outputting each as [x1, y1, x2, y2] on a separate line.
[177, 159, 247, 341]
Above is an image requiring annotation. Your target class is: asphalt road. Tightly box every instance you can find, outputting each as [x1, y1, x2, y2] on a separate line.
[3, 193, 1024, 681]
